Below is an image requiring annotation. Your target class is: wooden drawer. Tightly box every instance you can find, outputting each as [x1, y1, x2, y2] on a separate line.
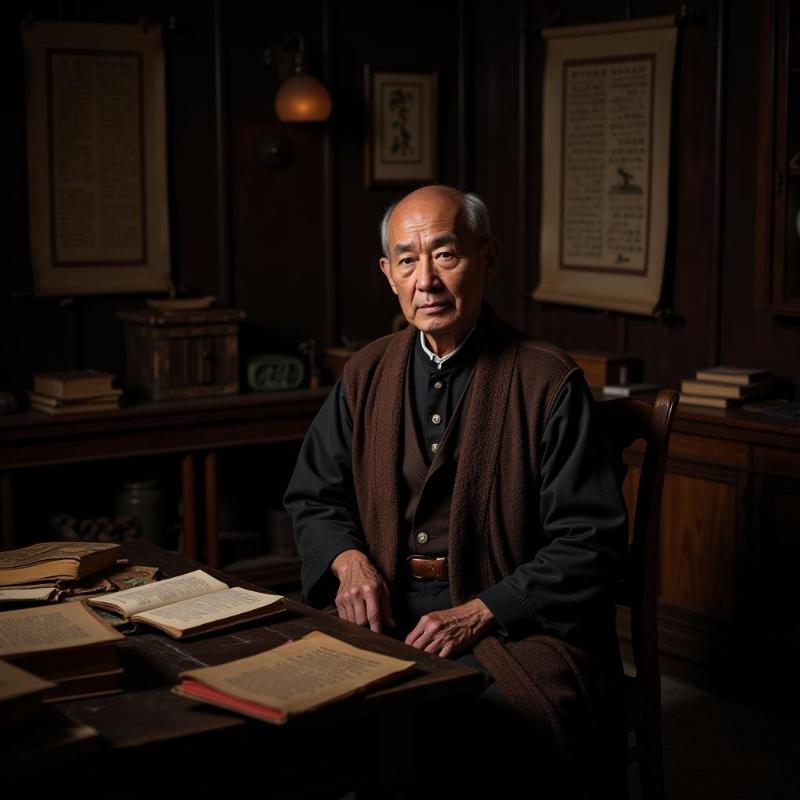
[667, 432, 748, 469]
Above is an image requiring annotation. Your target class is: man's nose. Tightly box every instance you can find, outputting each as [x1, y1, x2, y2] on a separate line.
[416, 255, 439, 291]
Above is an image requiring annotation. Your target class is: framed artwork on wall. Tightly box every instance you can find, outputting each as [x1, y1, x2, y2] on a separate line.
[364, 67, 438, 187]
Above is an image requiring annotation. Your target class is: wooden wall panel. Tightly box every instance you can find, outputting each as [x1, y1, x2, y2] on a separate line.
[659, 471, 737, 620]
[2, 0, 799, 400]
[756, 476, 800, 638]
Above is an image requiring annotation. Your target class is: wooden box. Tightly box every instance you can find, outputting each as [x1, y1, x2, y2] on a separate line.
[116, 308, 246, 401]
[568, 350, 641, 388]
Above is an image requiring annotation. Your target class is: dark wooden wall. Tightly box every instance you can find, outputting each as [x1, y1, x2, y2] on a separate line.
[2, 0, 799, 400]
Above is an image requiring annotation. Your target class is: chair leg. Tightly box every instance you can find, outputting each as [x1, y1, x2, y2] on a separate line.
[638, 732, 665, 800]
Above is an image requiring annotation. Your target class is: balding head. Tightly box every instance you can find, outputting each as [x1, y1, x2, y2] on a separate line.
[380, 186, 491, 258]
[377, 185, 500, 357]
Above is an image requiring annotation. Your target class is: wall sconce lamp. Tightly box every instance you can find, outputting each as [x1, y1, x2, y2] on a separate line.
[263, 34, 332, 122]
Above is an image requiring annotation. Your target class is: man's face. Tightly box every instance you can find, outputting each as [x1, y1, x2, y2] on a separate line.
[379, 190, 498, 354]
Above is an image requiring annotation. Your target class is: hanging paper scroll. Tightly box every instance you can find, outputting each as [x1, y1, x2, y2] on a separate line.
[534, 17, 677, 315]
[22, 21, 170, 295]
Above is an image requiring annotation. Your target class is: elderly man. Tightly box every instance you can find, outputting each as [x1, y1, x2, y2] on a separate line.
[284, 185, 627, 797]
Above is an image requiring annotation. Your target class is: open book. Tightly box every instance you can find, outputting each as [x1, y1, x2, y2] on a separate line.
[87, 570, 286, 639]
[172, 630, 417, 724]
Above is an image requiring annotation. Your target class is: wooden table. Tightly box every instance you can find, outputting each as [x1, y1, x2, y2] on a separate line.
[6, 542, 484, 797]
[0, 388, 329, 568]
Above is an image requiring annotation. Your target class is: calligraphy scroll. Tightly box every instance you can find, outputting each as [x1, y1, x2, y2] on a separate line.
[23, 22, 170, 295]
[534, 17, 677, 315]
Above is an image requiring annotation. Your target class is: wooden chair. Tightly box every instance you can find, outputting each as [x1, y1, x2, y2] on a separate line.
[596, 389, 679, 800]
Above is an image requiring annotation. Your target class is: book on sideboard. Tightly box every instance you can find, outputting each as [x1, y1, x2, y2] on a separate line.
[32, 370, 116, 400]
[678, 394, 739, 409]
[601, 382, 658, 397]
[680, 379, 775, 400]
[694, 366, 773, 385]
[173, 630, 417, 724]
[87, 569, 286, 639]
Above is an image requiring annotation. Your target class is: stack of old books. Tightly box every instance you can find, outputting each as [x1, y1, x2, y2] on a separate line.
[29, 370, 121, 415]
[679, 366, 775, 409]
[0, 542, 123, 604]
[0, 602, 125, 701]
[0, 541, 126, 701]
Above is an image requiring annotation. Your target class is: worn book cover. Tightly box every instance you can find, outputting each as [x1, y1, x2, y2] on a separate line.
[173, 630, 417, 724]
[32, 370, 115, 399]
[680, 379, 774, 399]
[0, 542, 122, 586]
[694, 366, 772, 385]
[678, 394, 737, 409]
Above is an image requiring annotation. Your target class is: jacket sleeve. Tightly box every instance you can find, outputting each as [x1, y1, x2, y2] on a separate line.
[476, 372, 628, 641]
[283, 377, 367, 608]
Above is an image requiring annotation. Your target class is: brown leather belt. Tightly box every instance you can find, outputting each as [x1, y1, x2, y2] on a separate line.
[407, 555, 449, 581]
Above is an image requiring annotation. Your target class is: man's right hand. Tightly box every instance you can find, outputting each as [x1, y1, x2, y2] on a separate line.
[330, 550, 396, 633]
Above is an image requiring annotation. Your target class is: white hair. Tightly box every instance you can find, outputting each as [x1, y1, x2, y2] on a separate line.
[379, 190, 491, 257]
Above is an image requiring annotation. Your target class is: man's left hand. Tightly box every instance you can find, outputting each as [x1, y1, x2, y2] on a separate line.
[404, 598, 495, 658]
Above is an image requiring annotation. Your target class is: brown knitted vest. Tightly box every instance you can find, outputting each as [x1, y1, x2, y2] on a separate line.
[342, 304, 576, 602]
[342, 307, 617, 769]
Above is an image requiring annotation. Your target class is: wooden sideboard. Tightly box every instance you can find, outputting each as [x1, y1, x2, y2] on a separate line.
[0, 388, 328, 575]
[620, 400, 800, 708]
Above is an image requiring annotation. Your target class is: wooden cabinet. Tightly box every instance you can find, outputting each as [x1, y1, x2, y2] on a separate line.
[0, 389, 328, 586]
[756, 0, 800, 312]
[622, 403, 800, 707]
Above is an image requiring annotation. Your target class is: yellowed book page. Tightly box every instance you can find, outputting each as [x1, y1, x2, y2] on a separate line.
[0, 586, 58, 602]
[88, 570, 227, 617]
[0, 602, 123, 657]
[0, 658, 56, 700]
[181, 630, 416, 716]
[132, 587, 283, 632]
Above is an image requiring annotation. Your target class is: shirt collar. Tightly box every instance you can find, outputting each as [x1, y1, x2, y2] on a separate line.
[419, 318, 479, 371]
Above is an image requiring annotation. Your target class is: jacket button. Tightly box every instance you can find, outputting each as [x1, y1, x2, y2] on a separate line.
[434, 380, 444, 390]
[431, 413, 441, 424]
[416, 531, 429, 544]
[431, 442, 439, 453]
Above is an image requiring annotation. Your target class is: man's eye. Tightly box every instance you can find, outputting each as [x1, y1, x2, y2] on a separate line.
[398, 257, 416, 266]
[436, 251, 456, 261]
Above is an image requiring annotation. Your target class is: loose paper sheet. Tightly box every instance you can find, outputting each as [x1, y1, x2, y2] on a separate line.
[535, 17, 677, 315]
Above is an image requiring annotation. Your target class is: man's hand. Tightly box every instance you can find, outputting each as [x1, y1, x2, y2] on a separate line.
[405, 598, 495, 658]
[331, 550, 396, 633]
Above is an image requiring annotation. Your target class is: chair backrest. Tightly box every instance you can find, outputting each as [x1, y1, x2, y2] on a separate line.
[596, 390, 678, 695]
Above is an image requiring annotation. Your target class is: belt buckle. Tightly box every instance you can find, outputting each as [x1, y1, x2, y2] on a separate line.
[407, 555, 447, 580]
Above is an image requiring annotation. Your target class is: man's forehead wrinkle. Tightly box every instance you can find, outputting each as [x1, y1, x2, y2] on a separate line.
[390, 231, 459, 256]
[388, 206, 463, 253]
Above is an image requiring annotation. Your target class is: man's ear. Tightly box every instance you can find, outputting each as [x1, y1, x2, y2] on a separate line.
[379, 257, 399, 295]
[483, 238, 502, 280]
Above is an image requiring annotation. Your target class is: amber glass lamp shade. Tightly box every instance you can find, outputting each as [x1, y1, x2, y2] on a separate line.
[275, 74, 332, 122]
